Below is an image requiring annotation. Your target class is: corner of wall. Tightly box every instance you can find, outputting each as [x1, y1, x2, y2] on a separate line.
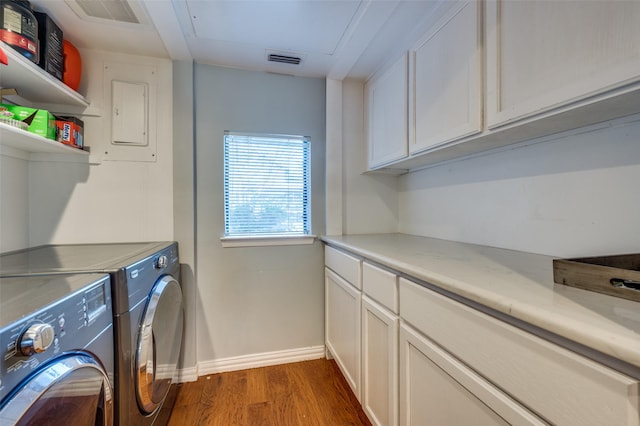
[341, 79, 400, 235]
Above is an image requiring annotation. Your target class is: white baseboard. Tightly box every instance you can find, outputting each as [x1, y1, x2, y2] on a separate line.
[175, 366, 199, 383]
[196, 345, 326, 377]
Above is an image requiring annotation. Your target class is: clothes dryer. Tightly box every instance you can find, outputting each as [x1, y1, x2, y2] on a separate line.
[0, 273, 114, 425]
[0, 242, 184, 426]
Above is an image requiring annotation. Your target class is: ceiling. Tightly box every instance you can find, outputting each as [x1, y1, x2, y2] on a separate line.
[31, 0, 444, 80]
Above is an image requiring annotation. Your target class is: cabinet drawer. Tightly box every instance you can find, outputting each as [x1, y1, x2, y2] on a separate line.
[325, 246, 362, 289]
[363, 262, 398, 313]
[399, 278, 640, 426]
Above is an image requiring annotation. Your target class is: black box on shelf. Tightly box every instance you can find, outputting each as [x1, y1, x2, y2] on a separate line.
[34, 11, 64, 81]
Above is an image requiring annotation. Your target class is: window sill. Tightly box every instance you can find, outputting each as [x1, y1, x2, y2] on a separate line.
[220, 235, 317, 248]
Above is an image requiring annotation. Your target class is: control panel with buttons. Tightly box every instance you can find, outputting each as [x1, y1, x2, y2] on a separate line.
[0, 275, 112, 402]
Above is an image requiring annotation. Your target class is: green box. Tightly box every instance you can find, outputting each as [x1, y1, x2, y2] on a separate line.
[1, 104, 56, 140]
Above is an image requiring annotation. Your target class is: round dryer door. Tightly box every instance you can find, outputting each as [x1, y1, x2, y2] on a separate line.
[135, 275, 184, 414]
[1, 354, 113, 426]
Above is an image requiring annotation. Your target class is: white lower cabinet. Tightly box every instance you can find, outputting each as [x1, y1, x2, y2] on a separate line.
[325, 267, 361, 399]
[325, 245, 640, 426]
[400, 278, 640, 426]
[399, 323, 547, 426]
[361, 295, 398, 426]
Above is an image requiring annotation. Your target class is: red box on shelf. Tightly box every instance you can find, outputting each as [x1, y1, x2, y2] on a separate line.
[55, 116, 84, 148]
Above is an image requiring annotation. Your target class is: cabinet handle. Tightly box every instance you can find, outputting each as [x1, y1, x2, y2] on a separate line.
[610, 278, 640, 291]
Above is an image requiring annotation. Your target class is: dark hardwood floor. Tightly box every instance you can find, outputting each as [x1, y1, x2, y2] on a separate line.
[167, 358, 371, 426]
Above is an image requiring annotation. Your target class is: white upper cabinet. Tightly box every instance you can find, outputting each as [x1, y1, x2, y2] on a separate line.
[364, 0, 640, 172]
[410, 0, 482, 155]
[486, 0, 640, 128]
[365, 53, 408, 169]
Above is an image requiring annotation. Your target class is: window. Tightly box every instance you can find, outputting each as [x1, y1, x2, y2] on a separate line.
[222, 132, 313, 247]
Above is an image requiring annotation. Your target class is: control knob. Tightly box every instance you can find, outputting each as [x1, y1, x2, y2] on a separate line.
[20, 323, 55, 356]
[155, 255, 168, 269]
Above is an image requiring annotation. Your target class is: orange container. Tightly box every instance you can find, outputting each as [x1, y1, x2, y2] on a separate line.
[62, 39, 81, 90]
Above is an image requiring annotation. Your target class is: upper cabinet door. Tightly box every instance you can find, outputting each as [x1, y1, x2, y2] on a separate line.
[410, 1, 483, 155]
[365, 53, 409, 169]
[486, 0, 640, 129]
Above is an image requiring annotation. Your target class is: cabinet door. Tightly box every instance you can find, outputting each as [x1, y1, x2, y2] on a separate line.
[486, 0, 640, 128]
[399, 324, 547, 426]
[400, 278, 640, 426]
[362, 296, 398, 426]
[325, 268, 361, 399]
[410, 1, 482, 154]
[365, 53, 409, 169]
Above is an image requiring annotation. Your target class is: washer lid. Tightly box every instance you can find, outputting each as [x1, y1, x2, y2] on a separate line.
[0, 242, 172, 276]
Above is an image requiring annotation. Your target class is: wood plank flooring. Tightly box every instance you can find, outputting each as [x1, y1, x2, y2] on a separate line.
[167, 358, 371, 426]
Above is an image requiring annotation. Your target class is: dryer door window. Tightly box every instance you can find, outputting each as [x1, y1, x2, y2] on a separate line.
[136, 275, 184, 414]
[0, 354, 114, 426]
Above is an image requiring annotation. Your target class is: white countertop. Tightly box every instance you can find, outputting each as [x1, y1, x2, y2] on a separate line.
[321, 233, 640, 372]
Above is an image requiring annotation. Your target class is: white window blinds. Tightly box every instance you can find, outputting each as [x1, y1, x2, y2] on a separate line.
[224, 132, 311, 237]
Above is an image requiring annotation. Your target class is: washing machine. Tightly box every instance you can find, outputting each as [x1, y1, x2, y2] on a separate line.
[0, 242, 184, 426]
[0, 273, 114, 425]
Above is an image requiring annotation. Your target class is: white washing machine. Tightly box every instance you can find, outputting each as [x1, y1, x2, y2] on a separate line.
[0, 273, 114, 425]
[0, 242, 184, 426]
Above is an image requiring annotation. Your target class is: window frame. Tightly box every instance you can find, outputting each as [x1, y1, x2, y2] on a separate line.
[220, 131, 316, 248]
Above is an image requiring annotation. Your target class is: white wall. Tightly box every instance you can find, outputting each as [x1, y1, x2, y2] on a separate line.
[0, 150, 29, 252]
[28, 51, 174, 245]
[194, 64, 326, 364]
[325, 79, 343, 235]
[172, 60, 197, 376]
[398, 115, 640, 257]
[342, 79, 399, 234]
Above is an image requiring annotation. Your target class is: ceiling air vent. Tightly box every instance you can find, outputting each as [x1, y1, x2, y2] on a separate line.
[65, 0, 149, 25]
[268, 54, 302, 65]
